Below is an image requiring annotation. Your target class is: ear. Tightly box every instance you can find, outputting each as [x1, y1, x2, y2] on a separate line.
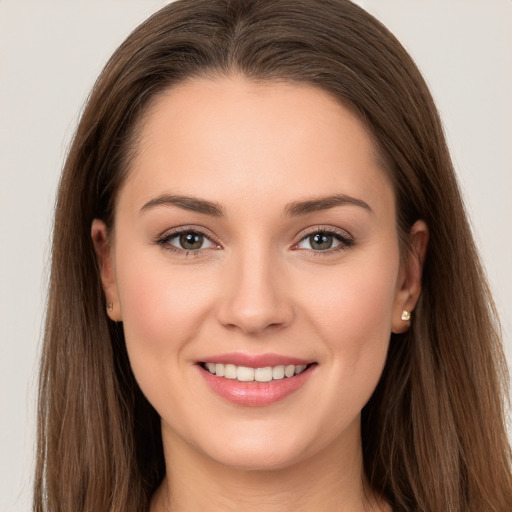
[91, 219, 122, 321]
[391, 220, 429, 334]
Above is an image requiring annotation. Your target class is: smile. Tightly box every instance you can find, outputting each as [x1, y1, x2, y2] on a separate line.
[202, 362, 308, 382]
[197, 356, 317, 406]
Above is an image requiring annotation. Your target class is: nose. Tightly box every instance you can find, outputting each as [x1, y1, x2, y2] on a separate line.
[216, 249, 294, 336]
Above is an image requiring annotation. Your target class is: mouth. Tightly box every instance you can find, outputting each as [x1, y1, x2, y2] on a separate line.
[200, 361, 313, 382]
[197, 357, 317, 406]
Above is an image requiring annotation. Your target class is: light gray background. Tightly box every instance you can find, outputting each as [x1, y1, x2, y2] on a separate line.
[1, 1, 511, 510]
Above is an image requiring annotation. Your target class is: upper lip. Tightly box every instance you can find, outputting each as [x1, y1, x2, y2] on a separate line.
[197, 352, 314, 368]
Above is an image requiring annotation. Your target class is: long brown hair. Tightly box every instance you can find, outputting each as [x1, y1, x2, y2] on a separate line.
[34, 1, 512, 510]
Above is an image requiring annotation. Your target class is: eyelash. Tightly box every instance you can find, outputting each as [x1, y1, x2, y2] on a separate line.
[156, 227, 220, 257]
[155, 226, 355, 257]
[292, 226, 355, 255]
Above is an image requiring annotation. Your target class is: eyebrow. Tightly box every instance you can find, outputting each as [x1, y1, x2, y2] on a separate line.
[284, 194, 373, 216]
[139, 193, 373, 217]
[140, 195, 225, 216]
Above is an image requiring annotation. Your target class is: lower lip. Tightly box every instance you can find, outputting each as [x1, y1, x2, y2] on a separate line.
[198, 365, 315, 406]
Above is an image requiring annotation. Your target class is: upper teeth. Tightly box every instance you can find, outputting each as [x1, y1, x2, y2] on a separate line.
[204, 363, 308, 382]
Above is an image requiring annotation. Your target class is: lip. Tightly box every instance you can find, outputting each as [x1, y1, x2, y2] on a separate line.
[196, 352, 317, 407]
[197, 352, 312, 368]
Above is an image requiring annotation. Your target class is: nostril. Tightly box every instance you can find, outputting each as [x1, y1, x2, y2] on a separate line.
[217, 297, 295, 335]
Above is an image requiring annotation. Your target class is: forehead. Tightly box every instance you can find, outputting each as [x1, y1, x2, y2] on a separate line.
[118, 75, 394, 218]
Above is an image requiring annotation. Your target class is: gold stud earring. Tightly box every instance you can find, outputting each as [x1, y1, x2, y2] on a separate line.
[107, 303, 113, 313]
[401, 310, 411, 321]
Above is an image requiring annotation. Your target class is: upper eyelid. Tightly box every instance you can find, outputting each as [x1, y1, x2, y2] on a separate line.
[158, 225, 219, 242]
[295, 225, 353, 241]
[155, 224, 354, 249]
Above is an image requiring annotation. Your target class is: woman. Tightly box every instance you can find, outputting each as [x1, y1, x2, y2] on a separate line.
[34, 0, 512, 511]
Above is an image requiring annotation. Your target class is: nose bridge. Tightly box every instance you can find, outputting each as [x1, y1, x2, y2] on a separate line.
[217, 240, 293, 334]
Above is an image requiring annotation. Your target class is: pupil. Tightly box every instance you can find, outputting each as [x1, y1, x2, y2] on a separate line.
[311, 233, 332, 250]
[180, 232, 203, 250]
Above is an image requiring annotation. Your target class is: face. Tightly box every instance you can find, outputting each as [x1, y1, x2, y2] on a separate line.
[93, 75, 425, 471]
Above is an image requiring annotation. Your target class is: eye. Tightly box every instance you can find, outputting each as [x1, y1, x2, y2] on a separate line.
[295, 229, 354, 252]
[158, 229, 217, 252]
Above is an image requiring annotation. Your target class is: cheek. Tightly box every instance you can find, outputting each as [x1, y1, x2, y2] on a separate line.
[113, 245, 216, 386]
[302, 252, 398, 344]
[298, 246, 399, 406]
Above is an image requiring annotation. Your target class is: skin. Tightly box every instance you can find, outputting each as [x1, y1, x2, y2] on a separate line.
[92, 75, 428, 511]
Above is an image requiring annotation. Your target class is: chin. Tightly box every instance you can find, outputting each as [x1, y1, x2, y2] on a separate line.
[188, 420, 325, 472]
[206, 444, 306, 472]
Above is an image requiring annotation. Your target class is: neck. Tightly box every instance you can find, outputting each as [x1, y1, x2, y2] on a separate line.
[151, 420, 388, 512]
